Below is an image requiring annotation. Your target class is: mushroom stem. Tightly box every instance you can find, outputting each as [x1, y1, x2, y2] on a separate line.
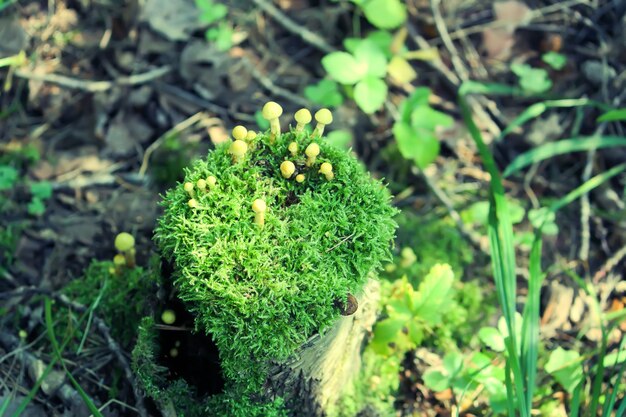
[319, 162, 334, 180]
[313, 108, 333, 138]
[305, 143, 320, 167]
[252, 199, 267, 228]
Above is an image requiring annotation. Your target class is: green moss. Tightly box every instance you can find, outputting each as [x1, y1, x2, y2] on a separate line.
[155, 125, 398, 392]
[64, 260, 155, 347]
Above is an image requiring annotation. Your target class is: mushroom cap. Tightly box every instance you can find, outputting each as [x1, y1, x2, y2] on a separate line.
[280, 161, 296, 178]
[161, 309, 176, 325]
[207, 176, 217, 186]
[246, 131, 257, 141]
[319, 162, 333, 174]
[114, 232, 135, 252]
[188, 199, 199, 208]
[252, 199, 267, 213]
[232, 125, 248, 141]
[315, 108, 333, 125]
[262, 101, 283, 120]
[288, 142, 298, 153]
[305, 143, 320, 158]
[295, 174, 305, 183]
[113, 254, 126, 265]
[196, 179, 207, 190]
[294, 108, 312, 124]
[183, 182, 194, 193]
[229, 140, 248, 157]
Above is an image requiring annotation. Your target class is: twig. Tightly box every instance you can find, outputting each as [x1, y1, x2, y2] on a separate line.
[14, 66, 172, 92]
[250, 0, 336, 54]
[240, 57, 311, 107]
[592, 244, 626, 284]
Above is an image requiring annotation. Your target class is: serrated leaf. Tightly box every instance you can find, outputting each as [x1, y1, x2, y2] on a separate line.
[392, 122, 440, 168]
[362, 0, 407, 29]
[354, 76, 387, 114]
[411, 264, 454, 324]
[478, 326, 506, 352]
[322, 52, 367, 85]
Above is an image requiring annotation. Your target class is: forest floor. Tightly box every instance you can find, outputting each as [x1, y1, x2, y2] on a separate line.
[1, 0, 626, 416]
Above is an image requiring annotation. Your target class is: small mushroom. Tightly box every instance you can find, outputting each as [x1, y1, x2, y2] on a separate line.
[196, 178, 207, 191]
[280, 161, 296, 179]
[294, 108, 312, 133]
[188, 198, 199, 208]
[207, 176, 217, 189]
[312, 108, 333, 138]
[246, 130, 257, 141]
[252, 199, 267, 228]
[295, 174, 305, 183]
[183, 182, 194, 197]
[262, 101, 283, 142]
[232, 125, 248, 141]
[113, 253, 126, 275]
[229, 140, 248, 163]
[114, 232, 136, 268]
[161, 309, 176, 325]
[319, 162, 334, 180]
[288, 142, 298, 156]
[305, 143, 320, 167]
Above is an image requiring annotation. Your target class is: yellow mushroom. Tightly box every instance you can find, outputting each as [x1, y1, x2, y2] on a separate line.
[196, 178, 207, 191]
[232, 125, 248, 141]
[252, 199, 267, 228]
[246, 130, 257, 141]
[188, 198, 199, 208]
[183, 182, 194, 197]
[229, 140, 248, 163]
[207, 176, 217, 189]
[313, 108, 333, 138]
[288, 142, 298, 156]
[114, 232, 136, 268]
[319, 162, 334, 180]
[305, 143, 320, 167]
[262, 101, 283, 142]
[295, 174, 305, 183]
[161, 309, 176, 325]
[294, 109, 312, 133]
[280, 161, 296, 179]
[113, 253, 126, 274]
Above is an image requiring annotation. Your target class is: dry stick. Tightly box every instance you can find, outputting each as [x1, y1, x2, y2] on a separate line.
[593, 244, 626, 284]
[250, 0, 336, 54]
[14, 66, 172, 92]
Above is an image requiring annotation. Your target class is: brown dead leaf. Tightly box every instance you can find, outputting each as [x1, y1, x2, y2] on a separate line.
[482, 1, 533, 60]
[105, 112, 154, 157]
[493, 1, 533, 31]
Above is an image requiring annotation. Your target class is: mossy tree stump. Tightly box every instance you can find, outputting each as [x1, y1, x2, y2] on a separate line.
[134, 102, 396, 416]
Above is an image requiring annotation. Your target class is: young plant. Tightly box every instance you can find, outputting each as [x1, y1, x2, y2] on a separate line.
[195, 0, 233, 51]
[332, 0, 407, 30]
[145, 102, 398, 414]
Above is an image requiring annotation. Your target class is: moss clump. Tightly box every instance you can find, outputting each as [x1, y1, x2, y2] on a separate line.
[64, 260, 155, 347]
[155, 105, 397, 393]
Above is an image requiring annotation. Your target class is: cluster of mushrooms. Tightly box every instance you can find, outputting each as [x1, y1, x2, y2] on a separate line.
[112, 232, 136, 274]
[185, 102, 335, 229]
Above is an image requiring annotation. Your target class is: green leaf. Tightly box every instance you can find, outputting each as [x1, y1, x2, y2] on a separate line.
[325, 130, 352, 149]
[354, 76, 387, 114]
[545, 347, 584, 394]
[393, 122, 440, 168]
[370, 317, 404, 354]
[322, 52, 367, 85]
[410, 105, 453, 131]
[353, 40, 388, 78]
[366, 30, 394, 58]
[411, 264, 454, 324]
[423, 369, 449, 392]
[504, 136, 626, 177]
[407, 319, 424, 346]
[30, 181, 52, 200]
[602, 350, 626, 367]
[511, 63, 552, 94]
[443, 351, 463, 376]
[304, 79, 343, 108]
[478, 326, 505, 352]
[399, 87, 430, 123]
[27, 198, 46, 216]
[542, 52, 567, 70]
[0, 165, 18, 191]
[528, 208, 558, 236]
[362, 0, 407, 29]
[597, 108, 626, 122]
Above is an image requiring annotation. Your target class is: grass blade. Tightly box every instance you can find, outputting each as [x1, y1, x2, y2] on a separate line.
[44, 298, 104, 417]
[569, 381, 582, 417]
[602, 337, 626, 416]
[504, 136, 626, 177]
[459, 81, 523, 96]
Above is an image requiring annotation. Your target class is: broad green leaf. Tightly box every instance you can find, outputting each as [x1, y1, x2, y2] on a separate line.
[410, 105, 453, 131]
[304, 79, 344, 108]
[399, 87, 430, 123]
[443, 351, 463, 376]
[392, 122, 439, 168]
[370, 317, 404, 354]
[407, 319, 424, 346]
[354, 40, 388, 78]
[386, 298, 412, 319]
[597, 108, 626, 122]
[362, 0, 407, 29]
[602, 349, 626, 367]
[478, 327, 505, 352]
[354, 76, 387, 114]
[366, 30, 394, 58]
[423, 369, 449, 392]
[542, 52, 567, 70]
[321, 52, 366, 85]
[411, 264, 454, 324]
[545, 347, 584, 394]
[325, 130, 352, 149]
[0, 165, 18, 190]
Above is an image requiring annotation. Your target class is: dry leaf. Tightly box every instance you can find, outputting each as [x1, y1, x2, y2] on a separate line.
[139, 0, 206, 41]
[482, 1, 533, 60]
[493, 1, 533, 31]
